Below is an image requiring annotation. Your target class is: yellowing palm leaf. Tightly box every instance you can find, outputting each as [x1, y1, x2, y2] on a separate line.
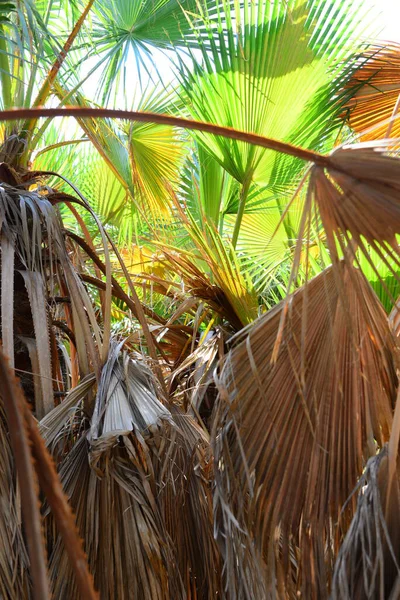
[127, 120, 185, 215]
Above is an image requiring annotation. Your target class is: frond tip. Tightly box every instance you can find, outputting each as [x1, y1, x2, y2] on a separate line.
[343, 43, 400, 141]
[311, 146, 400, 253]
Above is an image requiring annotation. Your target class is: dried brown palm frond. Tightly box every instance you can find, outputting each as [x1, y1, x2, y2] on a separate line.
[213, 262, 398, 599]
[331, 387, 400, 600]
[312, 147, 400, 252]
[156, 406, 222, 599]
[0, 394, 31, 598]
[330, 445, 400, 599]
[389, 298, 400, 337]
[43, 340, 177, 599]
[157, 246, 254, 331]
[343, 43, 400, 140]
[147, 323, 194, 367]
[67, 234, 196, 369]
[42, 339, 222, 599]
[299, 146, 400, 316]
[169, 328, 224, 426]
[0, 348, 97, 600]
[0, 181, 103, 416]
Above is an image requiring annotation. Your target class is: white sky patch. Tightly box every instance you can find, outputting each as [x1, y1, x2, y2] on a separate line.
[372, 0, 400, 42]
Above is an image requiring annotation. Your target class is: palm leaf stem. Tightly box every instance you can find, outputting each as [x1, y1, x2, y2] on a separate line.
[0, 107, 329, 165]
[66, 230, 169, 393]
[231, 172, 253, 249]
[0, 26, 11, 109]
[65, 231, 166, 326]
[64, 200, 106, 317]
[104, 228, 168, 394]
[35, 138, 90, 158]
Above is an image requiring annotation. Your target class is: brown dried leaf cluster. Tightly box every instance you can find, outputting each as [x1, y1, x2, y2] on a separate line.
[214, 264, 398, 598]
[344, 44, 400, 140]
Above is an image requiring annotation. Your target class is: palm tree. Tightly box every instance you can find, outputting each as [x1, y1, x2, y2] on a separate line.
[0, 0, 400, 599]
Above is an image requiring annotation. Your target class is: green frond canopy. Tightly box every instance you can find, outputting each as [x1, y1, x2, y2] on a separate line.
[179, 0, 367, 187]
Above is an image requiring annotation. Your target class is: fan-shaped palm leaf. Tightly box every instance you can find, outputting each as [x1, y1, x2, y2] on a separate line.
[178, 0, 367, 244]
[88, 0, 217, 103]
[50, 84, 187, 222]
[224, 209, 291, 292]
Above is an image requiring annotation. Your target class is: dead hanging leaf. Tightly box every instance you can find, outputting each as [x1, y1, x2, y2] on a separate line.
[299, 147, 400, 316]
[330, 445, 400, 600]
[25, 405, 98, 600]
[157, 246, 253, 331]
[343, 43, 400, 140]
[43, 341, 178, 600]
[311, 147, 400, 254]
[0, 349, 97, 600]
[19, 271, 54, 418]
[1, 234, 15, 368]
[313, 147, 400, 246]
[169, 329, 223, 424]
[0, 396, 30, 598]
[389, 298, 400, 337]
[0, 349, 51, 600]
[213, 263, 398, 599]
[0, 182, 103, 416]
[331, 385, 400, 600]
[155, 406, 223, 599]
[43, 340, 222, 599]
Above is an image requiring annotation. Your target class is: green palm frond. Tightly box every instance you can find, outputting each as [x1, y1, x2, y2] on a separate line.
[178, 144, 239, 230]
[0, 0, 44, 116]
[0, 0, 95, 165]
[156, 204, 259, 328]
[33, 125, 134, 240]
[178, 143, 285, 235]
[180, 0, 355, 180]
[87, 0, 220, 103]
[224, 209, 290, 291]
[0, 0, 16, 25]
[177, 0, 368, 246]
[126, 118, 186, 216]
[47, 83, 187, 228]
[357, 244, 400, 314]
